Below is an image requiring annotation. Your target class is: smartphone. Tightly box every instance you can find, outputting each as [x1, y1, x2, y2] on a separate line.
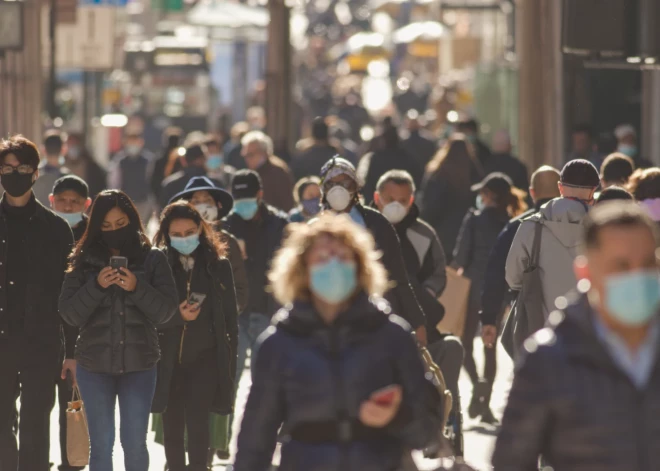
[110, 256, 128, 270]
[188, 292, 207, 307]
[372, 385, 398, 406]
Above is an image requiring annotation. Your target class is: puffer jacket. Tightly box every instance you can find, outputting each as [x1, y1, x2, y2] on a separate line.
[152, 247, 238, 415]
[234, 294, 441, 471]
[506, 198, 588, 320]
[492, 294, 660, 471]
[59, 246, 178, 374]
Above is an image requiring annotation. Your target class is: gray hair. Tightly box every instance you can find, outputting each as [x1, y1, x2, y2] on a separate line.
[376, 169, 416, 193]
[241, 130, 273, 155]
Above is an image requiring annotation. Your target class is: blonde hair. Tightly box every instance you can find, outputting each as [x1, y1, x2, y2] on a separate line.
[268, 214, 389, 305]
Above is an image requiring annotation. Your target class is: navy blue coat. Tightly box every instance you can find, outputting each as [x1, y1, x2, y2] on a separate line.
[234, 294, 441, 471]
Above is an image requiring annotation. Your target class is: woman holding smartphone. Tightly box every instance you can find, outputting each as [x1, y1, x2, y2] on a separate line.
[234, 214, 440, 471]
[59, 190, 178, 471]
[152, 201, 238, 471]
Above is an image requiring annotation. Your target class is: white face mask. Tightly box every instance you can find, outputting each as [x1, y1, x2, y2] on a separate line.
[382, 201, 408, 224]
[195, 203, 219, 221]
[326, 186, 353, 212]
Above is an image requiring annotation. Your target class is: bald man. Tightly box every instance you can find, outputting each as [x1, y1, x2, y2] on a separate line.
[480, 166, 561, 349]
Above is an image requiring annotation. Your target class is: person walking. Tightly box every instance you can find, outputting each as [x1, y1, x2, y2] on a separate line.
[320, 157, 428, 344]
[487, 130, 529, 191]
[33, 130, 70, 205]
[493, 202, 660, 470]
[223, 170, 288, 382]
[420, 136, 484, 262]
[357, 124, 424, 200]
[234, 214, 442, 471]
[160, 143, 223, 211]
[107, 132, 156, 225]
[401, 110, 438, 171]
[151, 202, 238, 471]
[480, 166, 561, 350]
[0, 136, 75, 471]
[600, 153, 634, 189]
[373, 170, 463, 402]
[628, 167, 660, 223]
[614, 124, 652, 169]
[291, 117, 338, 181]
[151, 127, 183, 203]
[452, 173, 527, 423]
[204, 135, 236, 190]
[65, 133, 107, 201]
[506, 159, 600, 339]
[49, 174, 92, 471]
[288, 176, 322, 222]
[240, 131, 295, 212]
[59, 190, 178, 471]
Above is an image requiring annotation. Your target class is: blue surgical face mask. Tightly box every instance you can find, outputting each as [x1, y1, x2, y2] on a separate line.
[618, 144, 638, 158]
[605, 270, 660, 326]
[301, 197, 321, 217]
[310, 257, 357, 304]
[476, 194, 485, 210]
[234, 198, 259, 220]
[207, 154, 223, 170]
[56, 211, 83, 228]
[170, 233, 200, 256]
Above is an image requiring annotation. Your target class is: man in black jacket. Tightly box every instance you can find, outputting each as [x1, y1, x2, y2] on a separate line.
[493, 202, 660, 471]
[223, 170, 288, 379]
[0, 136, 75, 471]
[320, 157, 427, 344]
[49, 175, 91, 471]
[291, 117, 338, 181]
[480, 166, 560, 347]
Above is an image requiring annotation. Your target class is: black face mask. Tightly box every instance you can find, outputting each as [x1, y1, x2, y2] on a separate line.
[1, 173, 35, 198]
[101, 224, 134, 250]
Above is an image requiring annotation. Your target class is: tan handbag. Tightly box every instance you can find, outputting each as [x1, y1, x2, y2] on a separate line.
[436, 267, 471, 337]
[66, 385, 90, 467]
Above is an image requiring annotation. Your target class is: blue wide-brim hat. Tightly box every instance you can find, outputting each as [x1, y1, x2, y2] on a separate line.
[169, 176, 234, 219]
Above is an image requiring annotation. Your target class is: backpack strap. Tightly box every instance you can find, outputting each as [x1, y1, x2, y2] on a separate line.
[529, 215, 544, 269]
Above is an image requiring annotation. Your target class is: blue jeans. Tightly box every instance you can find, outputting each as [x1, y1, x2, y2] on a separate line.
[236, 312, 272, 380]
[76, 366, 157, 471]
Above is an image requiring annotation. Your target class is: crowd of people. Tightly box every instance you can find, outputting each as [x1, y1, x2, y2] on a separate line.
[0, 110, 659, 471]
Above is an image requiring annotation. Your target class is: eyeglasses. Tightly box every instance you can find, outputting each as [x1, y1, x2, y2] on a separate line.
[0, 165, 35, 176]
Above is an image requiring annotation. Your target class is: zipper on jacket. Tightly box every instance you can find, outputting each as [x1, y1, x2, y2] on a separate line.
[178, 323, 188, 364]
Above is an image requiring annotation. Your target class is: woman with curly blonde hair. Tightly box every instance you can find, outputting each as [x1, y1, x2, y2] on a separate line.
[234, 213, 441, 471]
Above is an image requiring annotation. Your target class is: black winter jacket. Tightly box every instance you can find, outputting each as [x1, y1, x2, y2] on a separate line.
[493, 295, 660, 471]
[234, 294, 441, 471]
[356, 205, 426, 330]
[222, 229, 249, 313]
[223, 204, 288, 317]
[358, 147, 424, 201]
[59, 246, 178, 374]
[0, 196, 74, 356]
[152, 247, 238, 415]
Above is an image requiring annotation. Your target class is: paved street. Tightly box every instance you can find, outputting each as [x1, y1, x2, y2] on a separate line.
[47, 339, 512, 471]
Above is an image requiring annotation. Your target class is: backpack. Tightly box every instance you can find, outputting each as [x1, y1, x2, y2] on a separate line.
[501, 214, 546, 360]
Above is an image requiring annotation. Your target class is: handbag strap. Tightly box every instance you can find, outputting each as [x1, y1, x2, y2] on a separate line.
[71, 385, 82, 403]
[529, 216, 544, 268]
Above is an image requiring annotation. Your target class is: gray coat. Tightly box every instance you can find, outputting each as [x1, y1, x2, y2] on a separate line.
[493, 295, 660, 471]
[506, 198, 587, 321]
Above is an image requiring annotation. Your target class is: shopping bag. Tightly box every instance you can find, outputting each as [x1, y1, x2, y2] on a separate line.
[66, 385, 90, 467]
[436, 267, 471, 337]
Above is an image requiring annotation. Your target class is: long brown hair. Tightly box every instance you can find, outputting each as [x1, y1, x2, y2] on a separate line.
[153, 201, 227, 259]
[68, 190, 151, 272]
[485, 186, 529, 218]
[425, 135, 484, 190]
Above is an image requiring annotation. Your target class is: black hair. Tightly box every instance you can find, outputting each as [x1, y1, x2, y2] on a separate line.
[68, 190, 151, 271]
[311, 117, 329, 141]
[584, 201, 658, 250]
[0, 135, 41, 169]
[376, 169, 416, 193]
[184, 144, 206, 164]
[53, 175, 89, 199]
[458, 119, 479, 133]
[601, 153, 634, 185]
[44, 130, 65, 156]
[596, 186, 634, 204]
[154, 201, 226, 259]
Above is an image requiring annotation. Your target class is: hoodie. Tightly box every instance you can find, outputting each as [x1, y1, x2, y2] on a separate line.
[505, 198, 588, 320]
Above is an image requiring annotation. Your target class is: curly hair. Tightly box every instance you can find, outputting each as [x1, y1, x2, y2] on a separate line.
[627, 167, 660, 201]
[268, 214, 389, 305]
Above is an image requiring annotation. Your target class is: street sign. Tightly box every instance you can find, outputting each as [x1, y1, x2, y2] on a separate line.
[0, 1, 24, 51]
[56, 5, 117, 70]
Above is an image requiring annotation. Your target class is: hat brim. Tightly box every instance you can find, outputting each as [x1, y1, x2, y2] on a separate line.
[470, 182, 485, 192]
[169, 186, 235, 219]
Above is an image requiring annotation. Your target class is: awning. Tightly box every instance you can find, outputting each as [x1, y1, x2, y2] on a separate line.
[187, 1, 269, 29]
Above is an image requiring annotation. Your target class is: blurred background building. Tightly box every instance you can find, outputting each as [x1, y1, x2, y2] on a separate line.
[0, 0, 658, 168]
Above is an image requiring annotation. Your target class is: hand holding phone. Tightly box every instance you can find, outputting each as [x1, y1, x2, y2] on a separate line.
[110, 256, 128, 272]
[188, 292, 207, 307]
[359, 384, 403, 428]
